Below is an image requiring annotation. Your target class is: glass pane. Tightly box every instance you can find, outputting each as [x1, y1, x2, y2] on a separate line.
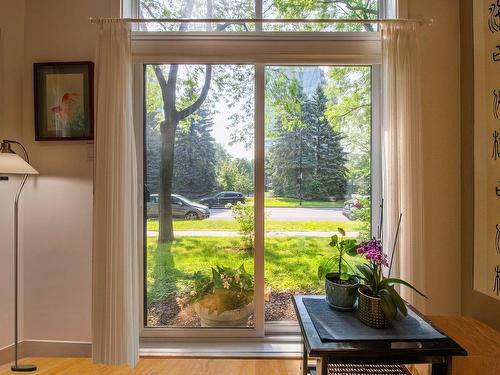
[264, 66, 372, 322]
[138, 0, 380, 32]
[263, 0, 379, 32]
[139, 0, 255, 31]
[145, 64, 255, 328]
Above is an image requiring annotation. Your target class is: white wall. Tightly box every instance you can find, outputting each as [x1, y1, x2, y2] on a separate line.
[409, 0, 462, 315]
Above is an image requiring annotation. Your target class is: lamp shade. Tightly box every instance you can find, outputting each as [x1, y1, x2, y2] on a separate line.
[0, 153, 39, 175]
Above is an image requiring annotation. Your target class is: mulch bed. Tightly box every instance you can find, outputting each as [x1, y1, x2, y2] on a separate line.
[147, 291, 298, 327]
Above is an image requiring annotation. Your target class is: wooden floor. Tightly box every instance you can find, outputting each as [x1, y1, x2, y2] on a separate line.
[0, 358, 301, 375]
[0, 316, 498, 374]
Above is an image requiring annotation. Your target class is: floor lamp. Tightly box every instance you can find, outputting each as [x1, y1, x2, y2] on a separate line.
[0, 140, 38, 372]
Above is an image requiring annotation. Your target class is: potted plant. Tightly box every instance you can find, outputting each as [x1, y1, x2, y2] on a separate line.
[355, 239, 427, 328]
[318, 228, 360, 310]
[190, 264, 254, 327]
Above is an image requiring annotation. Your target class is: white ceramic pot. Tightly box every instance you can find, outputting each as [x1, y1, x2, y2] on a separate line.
[194, 301, 254, 327]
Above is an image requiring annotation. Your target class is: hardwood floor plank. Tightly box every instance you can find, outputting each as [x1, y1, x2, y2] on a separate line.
[0, 358, 302, 374]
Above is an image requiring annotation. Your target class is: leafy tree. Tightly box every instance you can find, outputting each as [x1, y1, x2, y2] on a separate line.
[216, 151, 254, 195]
[266, 0, 378, 32]
[141, 0, 254, 242]
[325, 66, 371, 195]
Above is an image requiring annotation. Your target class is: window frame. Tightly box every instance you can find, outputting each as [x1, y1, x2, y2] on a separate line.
[130, 0, 401, 340]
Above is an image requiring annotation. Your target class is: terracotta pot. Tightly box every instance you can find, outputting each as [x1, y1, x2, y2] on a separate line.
[357, 287, 391, 328]
[325, 272, 359, 310]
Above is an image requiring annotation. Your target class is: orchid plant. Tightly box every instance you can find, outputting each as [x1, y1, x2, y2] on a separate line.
[355, 239, 427, 321]
[189, 264, 254, 315]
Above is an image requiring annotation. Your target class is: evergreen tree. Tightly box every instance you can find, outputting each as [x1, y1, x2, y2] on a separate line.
[305, 85, 347, 199]
[173, 109, 218, 198]
[268, 83, 347, 200]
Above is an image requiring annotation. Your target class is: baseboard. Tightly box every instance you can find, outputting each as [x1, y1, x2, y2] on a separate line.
[0, 342, 25, 366]
[0, 340, 91, 365]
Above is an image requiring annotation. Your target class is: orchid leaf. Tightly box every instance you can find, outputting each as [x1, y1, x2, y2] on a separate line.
[379, 290, 397, 320]
[380, 278, 427, 298]
[385, 285, 408, 316]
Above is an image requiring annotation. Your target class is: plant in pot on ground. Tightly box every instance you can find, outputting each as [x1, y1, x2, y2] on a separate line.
[318, 228, 360, 310]
[190, 264, 254, 327]
[355, 239, 427, 328]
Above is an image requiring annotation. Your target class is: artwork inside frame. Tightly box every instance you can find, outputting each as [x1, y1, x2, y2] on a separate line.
[473, 0, 500, 301]
[34, 61, 94, 141]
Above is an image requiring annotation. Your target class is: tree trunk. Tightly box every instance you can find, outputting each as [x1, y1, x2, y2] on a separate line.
[159, 118, 178, 243]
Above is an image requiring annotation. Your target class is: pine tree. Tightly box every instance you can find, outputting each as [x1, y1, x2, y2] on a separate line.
[268, 83, 347, 200]
[172, 109, 218, 198]
[305, 85, 347, 199]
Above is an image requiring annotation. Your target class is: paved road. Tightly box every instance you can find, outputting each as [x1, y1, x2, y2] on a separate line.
[208, 207, 347, 221]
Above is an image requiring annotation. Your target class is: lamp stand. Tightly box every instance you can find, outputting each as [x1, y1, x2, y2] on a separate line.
[5, 142, 37, 372]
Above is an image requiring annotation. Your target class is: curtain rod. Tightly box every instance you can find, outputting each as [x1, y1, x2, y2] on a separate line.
[89, 17, 433, 26]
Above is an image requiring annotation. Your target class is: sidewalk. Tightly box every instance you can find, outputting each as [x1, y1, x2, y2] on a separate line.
[146, 230, 359, 238]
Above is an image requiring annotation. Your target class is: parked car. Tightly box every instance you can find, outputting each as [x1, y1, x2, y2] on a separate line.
[342, 198, 364, 221]
[199, 191, 245, 208]
[147, 194, 210, 220]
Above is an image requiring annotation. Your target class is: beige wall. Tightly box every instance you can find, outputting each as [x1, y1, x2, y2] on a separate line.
[0, 0, 495, 351]
[0, 0, 110, 348]
[20, 0, 111, 343]
[408, 0, 462, 315]
[0, 0, 27, 350]
[460, 0, 500, 331]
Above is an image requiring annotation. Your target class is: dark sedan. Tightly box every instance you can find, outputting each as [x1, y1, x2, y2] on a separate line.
[199, 191, 245, 208]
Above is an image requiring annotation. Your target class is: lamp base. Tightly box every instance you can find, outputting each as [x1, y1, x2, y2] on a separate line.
[11, 364, 37, 372]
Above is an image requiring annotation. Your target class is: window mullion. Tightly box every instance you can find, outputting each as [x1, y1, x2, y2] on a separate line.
[254, 63, 266, 336]
[255, 0, 263, 32]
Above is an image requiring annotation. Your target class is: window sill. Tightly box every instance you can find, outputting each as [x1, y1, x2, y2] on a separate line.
[139, 333, 302, 358]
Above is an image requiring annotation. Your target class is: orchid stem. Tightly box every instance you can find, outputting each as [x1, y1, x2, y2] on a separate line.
[388, 213, 402, 277]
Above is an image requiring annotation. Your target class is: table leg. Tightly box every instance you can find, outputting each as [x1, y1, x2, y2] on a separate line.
[302, 343, 308, 375]
[316, 358, 328, 375]
[432, 357, 451, 375]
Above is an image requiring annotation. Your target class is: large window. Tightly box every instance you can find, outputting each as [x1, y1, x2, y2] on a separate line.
[135, 0, 387, 337]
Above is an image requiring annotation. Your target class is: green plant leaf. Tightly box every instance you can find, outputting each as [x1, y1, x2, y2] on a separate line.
[380, 278, 427, 298]
[317, 264, 328, 280]
[356, 264, 373, 282]
[385, 285, 408, 316]
[340, 272, 349, 281]
[340, 263, 348, 275]
[379, 290, 397, 321]
[329, 235, 339, 247]
[338, 227, 346, 236]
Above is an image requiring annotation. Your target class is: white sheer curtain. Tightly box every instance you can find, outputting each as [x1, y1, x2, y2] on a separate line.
[92, 20, 139, 367]
[381, 21, 425, 310]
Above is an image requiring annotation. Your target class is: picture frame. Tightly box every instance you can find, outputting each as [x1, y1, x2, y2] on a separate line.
[34, 61, 94, 141]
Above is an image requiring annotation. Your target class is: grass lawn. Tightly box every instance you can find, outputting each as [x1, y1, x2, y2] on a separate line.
[147, 219, 362, 233]
[146, 236, 364, 305]
[248, 196, 344, 208]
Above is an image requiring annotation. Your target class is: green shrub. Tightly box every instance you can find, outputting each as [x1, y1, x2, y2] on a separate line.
[227, 201, 254, 253]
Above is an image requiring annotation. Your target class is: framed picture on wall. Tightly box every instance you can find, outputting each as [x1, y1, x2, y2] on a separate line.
[34, 61, 94, 141]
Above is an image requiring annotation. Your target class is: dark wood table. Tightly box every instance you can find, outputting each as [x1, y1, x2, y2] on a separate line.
[293, 295, 467, 375]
